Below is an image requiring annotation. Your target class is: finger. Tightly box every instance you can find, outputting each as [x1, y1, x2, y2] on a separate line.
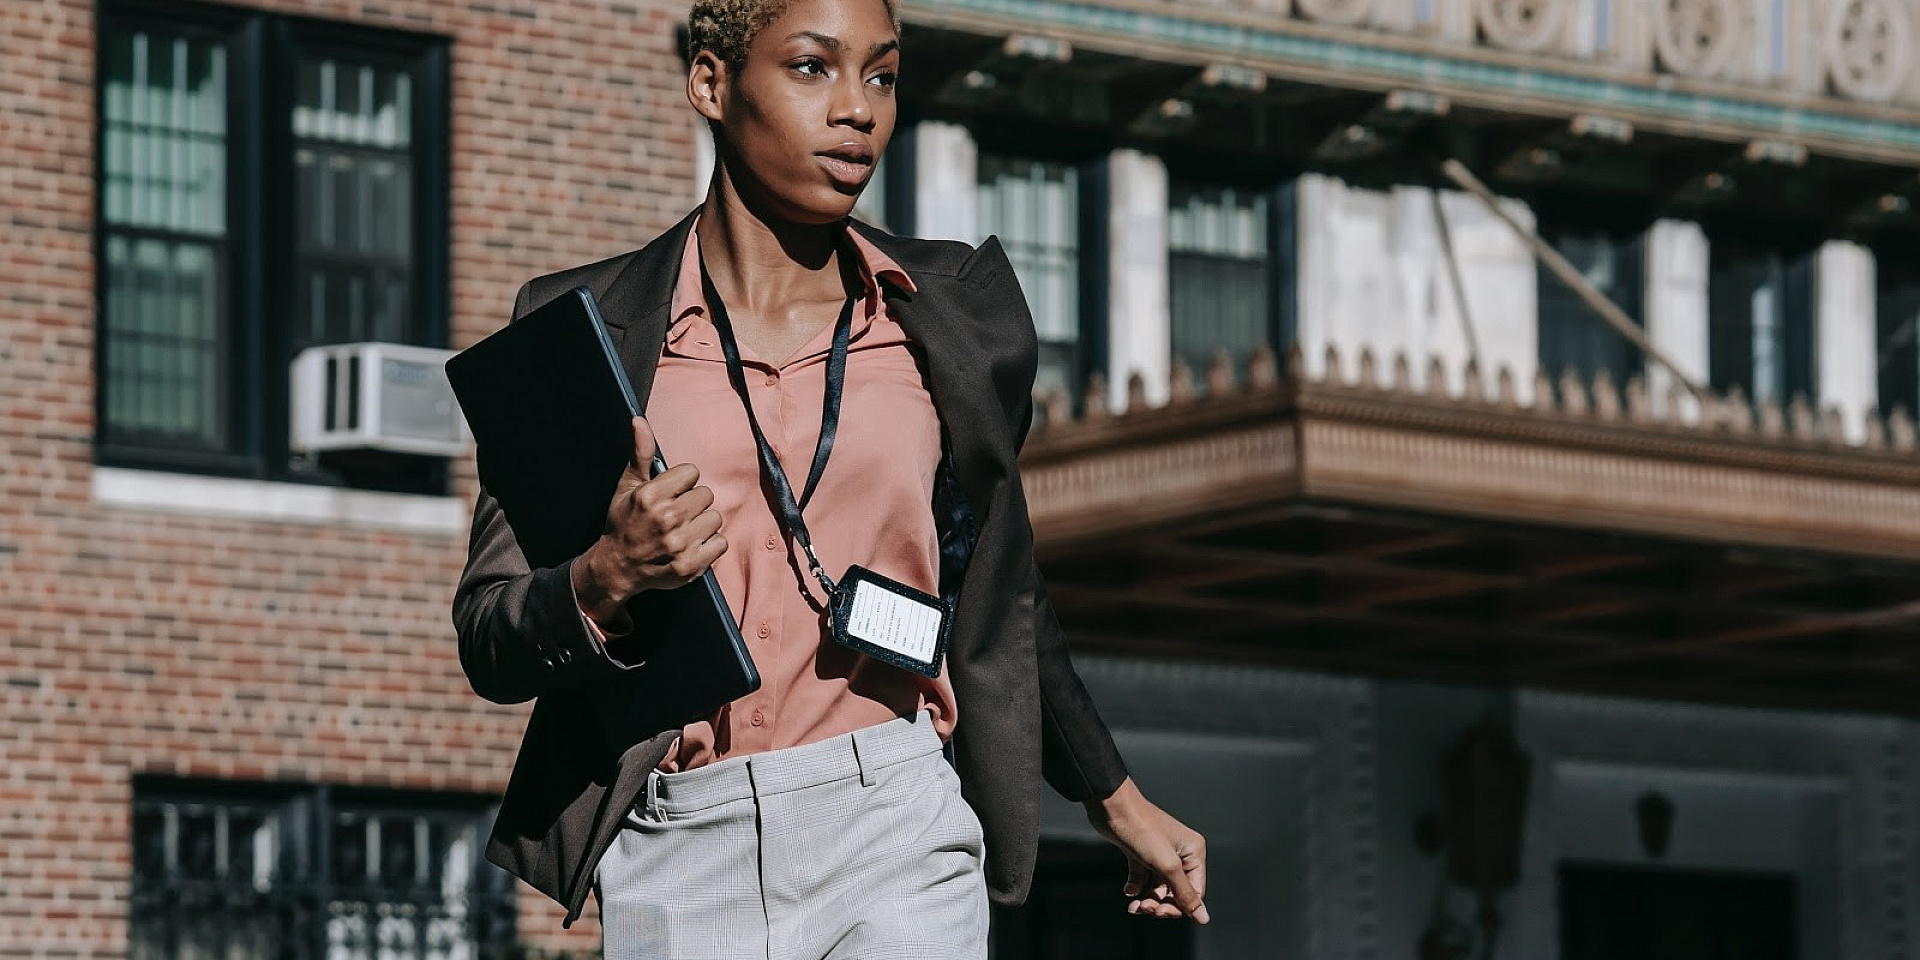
[683, 533, 728, 574]
[1186, 848, 1208, 902]
[1123, 857, 1147, 898]
[672, 483, 717, 518]
[676, 509, 724, 547]
[631, 417, 660, 476]
[639, 462, 701, 505]
[1155, 855, 1207, 924]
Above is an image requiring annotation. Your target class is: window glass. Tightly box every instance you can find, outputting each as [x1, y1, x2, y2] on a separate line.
[978, 154, 1080, 399]
[1708, 244, 1815, 405]
[100, 26, 230, 451]
[1538, 229, 1644, 395]
[97, 10, 446, 493]
[1876, 260, 1920, 418]
[1169, 183, 1270, 385]
[294, 57, 415, 349]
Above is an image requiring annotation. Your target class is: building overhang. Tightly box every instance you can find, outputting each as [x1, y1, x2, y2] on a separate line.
[1022, 351, 1920, 714]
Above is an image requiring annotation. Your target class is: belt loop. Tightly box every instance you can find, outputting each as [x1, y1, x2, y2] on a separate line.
[644, 770, 662, 819]
[852, 731, 875, 788]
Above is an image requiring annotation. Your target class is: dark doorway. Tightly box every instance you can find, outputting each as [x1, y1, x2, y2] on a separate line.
[1559, 862, 1797, 960]
[993, 840, 1195, 960]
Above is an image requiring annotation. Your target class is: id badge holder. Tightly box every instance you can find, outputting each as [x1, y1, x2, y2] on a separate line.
[829, 565, 953, 678]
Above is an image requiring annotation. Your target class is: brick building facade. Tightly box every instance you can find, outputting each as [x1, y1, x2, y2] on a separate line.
[17, 0, 1920, 956]
[2, 1, 707, 955]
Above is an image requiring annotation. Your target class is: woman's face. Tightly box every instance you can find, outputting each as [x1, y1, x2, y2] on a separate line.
[694, 0, 900, 224]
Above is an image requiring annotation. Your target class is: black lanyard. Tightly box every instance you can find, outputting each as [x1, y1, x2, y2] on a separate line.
[699, 252, 854, 597]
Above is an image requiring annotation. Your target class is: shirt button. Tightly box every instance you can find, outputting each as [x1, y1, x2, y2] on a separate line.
[750, 709, 766, 727]
[756, 622, 772, 639]
[763, 373, 778, 387]
[764, 537, 778, 551]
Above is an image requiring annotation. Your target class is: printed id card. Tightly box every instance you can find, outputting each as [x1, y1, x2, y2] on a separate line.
[829, 565, 952, 678]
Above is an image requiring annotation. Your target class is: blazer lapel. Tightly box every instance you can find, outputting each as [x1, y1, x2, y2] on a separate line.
[594, 210, 699, 412]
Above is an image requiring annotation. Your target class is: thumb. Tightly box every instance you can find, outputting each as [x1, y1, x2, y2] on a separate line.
[631, 416, 660, 478]
[1156, 852, 1208, 924]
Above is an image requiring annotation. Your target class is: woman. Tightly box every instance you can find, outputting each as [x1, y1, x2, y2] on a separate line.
[453, 0, 1208, 955]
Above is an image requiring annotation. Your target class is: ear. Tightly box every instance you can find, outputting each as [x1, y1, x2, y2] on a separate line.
[687, 49, 728, 125]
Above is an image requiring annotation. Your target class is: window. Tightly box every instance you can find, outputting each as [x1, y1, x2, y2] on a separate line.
[978, 153, 1086, 400]
[1708, 243, 1814, 405]
[1538, 228, 1645, 392]
[130, 779, 514, 960]
[1876, 257, 1920, 418]
[98, 5, 448, 493]
[1169, 182, 1291, 386]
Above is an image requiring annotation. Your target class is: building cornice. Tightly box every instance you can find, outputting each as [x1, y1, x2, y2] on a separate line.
[1022, 348, 1920, 561]
[907, 0, 1920, 165]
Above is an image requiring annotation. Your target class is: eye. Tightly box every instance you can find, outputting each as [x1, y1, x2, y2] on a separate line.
[791, 57, 828, 77]
[867, 71, 898, 89]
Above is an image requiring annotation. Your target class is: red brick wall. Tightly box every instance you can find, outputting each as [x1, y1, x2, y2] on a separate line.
[0, 0, 701, 955]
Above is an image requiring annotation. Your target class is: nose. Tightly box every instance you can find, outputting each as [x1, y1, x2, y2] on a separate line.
[828, 73, 873, 130]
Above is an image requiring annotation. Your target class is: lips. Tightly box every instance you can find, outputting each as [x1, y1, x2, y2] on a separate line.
[816, 144, 874, 189]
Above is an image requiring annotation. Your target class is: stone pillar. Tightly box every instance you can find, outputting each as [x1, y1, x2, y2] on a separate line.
[1106, 149, 1171, 410]
[1643, 219, 1711, 421]
[1292, 172, 1349, 382]
[1293, 173, 1535, 399]
[1816, 240, 1877, 443]
[910, 121, 976, 243]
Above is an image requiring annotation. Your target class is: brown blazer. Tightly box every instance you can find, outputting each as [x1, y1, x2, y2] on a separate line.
[452, 211, 1127, 927]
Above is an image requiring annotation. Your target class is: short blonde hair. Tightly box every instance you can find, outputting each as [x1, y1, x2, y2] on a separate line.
[687, 0, 901, 70]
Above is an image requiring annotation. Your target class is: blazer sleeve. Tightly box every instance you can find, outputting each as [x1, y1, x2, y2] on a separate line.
[450, 281, 646, 705]
[971, 240, 1131, 802]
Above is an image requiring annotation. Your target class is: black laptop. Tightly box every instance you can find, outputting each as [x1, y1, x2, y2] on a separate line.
[446, 285, 759, 753]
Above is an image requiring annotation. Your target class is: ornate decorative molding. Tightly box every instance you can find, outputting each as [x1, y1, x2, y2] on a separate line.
[1650, 0, 1742, 78]
[1297, 0, 1378, 28]
[1826, 0, 1914, 102]
[906, 0, 1920, 163]
[1476, 0, 1571, 54]
[1022, 347, 1920, 559]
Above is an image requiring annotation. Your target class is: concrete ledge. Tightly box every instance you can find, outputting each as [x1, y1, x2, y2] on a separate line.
[92, 466, 468, 536]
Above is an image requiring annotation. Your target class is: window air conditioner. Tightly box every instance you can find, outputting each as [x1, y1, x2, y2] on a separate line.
[291, 342, 469, 457]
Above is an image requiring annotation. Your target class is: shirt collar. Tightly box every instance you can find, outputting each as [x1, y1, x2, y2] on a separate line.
[666, 216, 917, 346]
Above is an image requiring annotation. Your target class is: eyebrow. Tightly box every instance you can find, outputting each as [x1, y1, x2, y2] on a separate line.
[784, 31, 901, 59]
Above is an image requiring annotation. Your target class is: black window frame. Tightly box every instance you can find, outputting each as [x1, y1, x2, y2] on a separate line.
[1706, 239, 1817, 406]
[1874, 242, 1920, 420]
[1164, 176, 1297, 387]
[1535, 223, 1648, 394]
[129, 776, 515, 960]
[95, 0, 451, 493]
[970, 121, 1110, 409]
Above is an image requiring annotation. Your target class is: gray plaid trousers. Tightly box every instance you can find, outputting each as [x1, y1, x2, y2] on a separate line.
[594, 710, 990, 960]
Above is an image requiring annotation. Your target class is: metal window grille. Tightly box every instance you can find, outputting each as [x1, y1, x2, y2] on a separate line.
[130, 782, 515, 960]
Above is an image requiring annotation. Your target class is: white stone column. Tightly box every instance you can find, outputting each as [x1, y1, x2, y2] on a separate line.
[1643, 219, 1711, 420]
[1292, 172, 1349, 382]
[910, 121, 977, 243]
[1106, 149, 1171, 410]
[1816, 240, 1877, 443]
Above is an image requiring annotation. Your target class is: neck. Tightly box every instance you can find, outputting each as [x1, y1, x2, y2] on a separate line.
[696, 162, 847, 318]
